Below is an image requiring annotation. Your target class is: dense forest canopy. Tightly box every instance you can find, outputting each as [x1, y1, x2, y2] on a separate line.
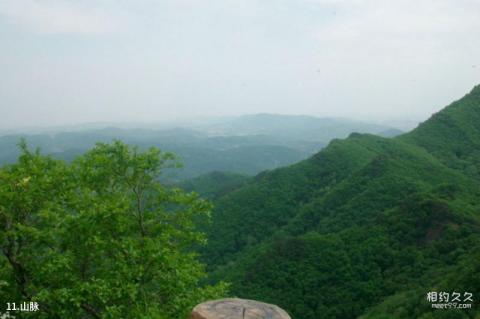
[201, 86, 480, 319]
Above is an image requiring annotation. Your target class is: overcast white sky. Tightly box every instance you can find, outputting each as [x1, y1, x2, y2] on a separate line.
[0, 0, 479, 129]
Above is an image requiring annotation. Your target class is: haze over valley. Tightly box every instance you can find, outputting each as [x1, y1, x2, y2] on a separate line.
[0, 113, 404, 181]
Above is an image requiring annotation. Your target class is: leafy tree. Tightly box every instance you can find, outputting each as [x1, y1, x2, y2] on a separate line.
[0, 140, 227, 318]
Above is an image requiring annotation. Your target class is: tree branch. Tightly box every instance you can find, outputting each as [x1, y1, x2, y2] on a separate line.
[81, 303, 101, 319]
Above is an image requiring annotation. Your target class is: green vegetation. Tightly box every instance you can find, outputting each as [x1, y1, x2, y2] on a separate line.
[179, 171, 250, 199]
[400, 85, 480, 180]
[0, 141, 226, 318]
[202, 86, 480, 318]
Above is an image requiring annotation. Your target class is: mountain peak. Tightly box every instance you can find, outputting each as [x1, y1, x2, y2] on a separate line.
[400, 85, 480, 178]
[470, 83, 480, 94]
[438, 84, 480, 114]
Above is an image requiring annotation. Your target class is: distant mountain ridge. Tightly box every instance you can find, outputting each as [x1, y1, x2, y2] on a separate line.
[0, 115, 401, 181]
[198, 113, 402, 141]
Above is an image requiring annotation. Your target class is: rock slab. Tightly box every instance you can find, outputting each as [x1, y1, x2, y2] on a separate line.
[190, 298, 291, 319]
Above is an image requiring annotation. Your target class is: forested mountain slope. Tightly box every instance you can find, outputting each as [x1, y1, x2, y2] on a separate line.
[179, 171, 250, 199]
[401, 85, 480, 179]
[203, 86, 480, 319]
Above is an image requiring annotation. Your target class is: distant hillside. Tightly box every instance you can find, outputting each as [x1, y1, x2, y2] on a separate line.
[0, 116, 400, 181]
[0, 128, 310, 181]
[179, 171, 250, 199]
[200, 113, 402, 141]
[201, 86, 480, 319]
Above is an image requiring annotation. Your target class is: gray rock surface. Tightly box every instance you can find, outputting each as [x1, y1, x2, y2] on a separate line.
[190, 298, 291, 319]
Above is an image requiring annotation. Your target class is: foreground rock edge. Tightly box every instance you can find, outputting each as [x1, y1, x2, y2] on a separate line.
[190, 298, 291, 319]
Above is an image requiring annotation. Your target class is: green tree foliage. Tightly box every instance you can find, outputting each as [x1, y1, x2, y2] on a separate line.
[179, 171, 250, 200]
[0, 140, 227, 318]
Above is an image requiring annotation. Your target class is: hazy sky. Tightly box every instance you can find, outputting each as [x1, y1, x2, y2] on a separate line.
[1, 0, 479, 129]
